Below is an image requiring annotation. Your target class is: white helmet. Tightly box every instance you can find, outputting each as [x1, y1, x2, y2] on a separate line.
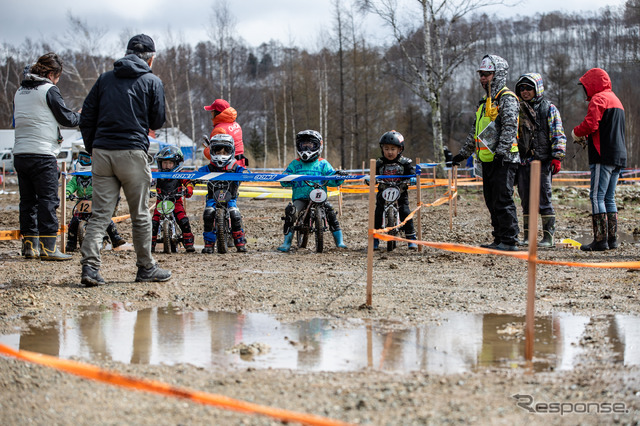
[209, 134, 235, 168]
[477, 55, 495, 72]
[296, 130, 323, 162]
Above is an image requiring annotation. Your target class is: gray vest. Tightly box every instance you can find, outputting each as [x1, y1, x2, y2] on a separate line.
[13, 82, 60, 156]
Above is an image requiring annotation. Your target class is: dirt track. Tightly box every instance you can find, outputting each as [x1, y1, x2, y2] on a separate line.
[1, 179, 639, 425]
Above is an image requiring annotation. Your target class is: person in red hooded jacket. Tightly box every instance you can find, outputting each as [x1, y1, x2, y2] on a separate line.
[203, 99, 247, 167]
[572, 68, 626, 252]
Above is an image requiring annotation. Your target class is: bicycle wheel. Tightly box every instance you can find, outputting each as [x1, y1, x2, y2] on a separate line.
[315, 209, 324, 253]
[296, 213, 309, 249]
[216, 208, 228, 254]
[386, 208, 397, 252]
[163, 220, 171, 254]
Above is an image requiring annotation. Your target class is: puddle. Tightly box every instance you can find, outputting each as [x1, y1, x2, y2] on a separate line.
[1, 307, 638, 374]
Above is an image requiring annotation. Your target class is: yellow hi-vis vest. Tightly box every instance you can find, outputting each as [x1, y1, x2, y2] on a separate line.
[475, 87, 519, 162]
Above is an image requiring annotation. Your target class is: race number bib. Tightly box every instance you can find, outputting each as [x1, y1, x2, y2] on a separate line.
[309, 188, 327, 203]
[381, 187, 401, 202]
[76, 200, 92, 213]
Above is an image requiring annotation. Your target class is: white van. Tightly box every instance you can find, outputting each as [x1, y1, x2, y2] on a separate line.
[0, 150, 13, 172]
[56, 149, 73, 171]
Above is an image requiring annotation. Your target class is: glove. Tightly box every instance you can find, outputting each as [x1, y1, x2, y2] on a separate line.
[333, 170, 349, 176]
[551, 159, 561, 175]
[451, 154, 465, 166]
[572, 129, 587, 148]
[185, 185, 194, 198]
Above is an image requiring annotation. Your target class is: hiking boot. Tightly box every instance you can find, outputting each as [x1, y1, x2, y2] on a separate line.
[81, 264, 105, 287]
[135, 264, 172, 282]
[112, 235, 126, 249]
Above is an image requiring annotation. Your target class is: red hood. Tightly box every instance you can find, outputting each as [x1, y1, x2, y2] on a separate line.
[213, 107, 238, 125]
[579, 68, 612, 100]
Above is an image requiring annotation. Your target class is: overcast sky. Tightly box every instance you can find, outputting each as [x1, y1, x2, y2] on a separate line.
[0, 0, 626, 53]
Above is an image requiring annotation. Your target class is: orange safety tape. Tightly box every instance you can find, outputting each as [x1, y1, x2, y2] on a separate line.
[0, 343, 353, 426]
[374, 233, 640, 269]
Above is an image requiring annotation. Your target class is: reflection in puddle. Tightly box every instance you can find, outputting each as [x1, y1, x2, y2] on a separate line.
[1, 307, 637, 374]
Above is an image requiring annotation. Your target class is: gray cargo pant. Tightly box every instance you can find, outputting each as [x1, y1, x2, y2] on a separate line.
[80, 148, 155, 271]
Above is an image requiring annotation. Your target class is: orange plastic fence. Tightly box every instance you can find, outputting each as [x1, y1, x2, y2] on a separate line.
[0, 343, 353, 426]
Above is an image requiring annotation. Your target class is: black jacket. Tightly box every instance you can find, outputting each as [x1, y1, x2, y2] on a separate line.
[80, 54, 165, 153]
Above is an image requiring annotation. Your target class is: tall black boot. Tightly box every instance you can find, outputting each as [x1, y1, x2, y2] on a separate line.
[22, 235, 39, 259]
[106, 221, 126, 248]
[39, 235, 72, 261]
[151, 221, 159, 252]
[607, 212, 618, 249]
[539, 215, 555, 248]
[580, 214, 608, 252]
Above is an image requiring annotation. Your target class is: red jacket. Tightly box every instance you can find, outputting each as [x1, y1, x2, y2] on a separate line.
[204, 106, 244, 164]
[573, 68, 626, 167]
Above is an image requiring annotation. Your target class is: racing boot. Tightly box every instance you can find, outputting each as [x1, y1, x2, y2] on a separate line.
[106, 222, 126, 249]
[22, 235, 39, 259]
[580, 213, 608, 252]
[233, 230, 248, 253]
[65, 235, 77, 253]
[518, 214, 529, 246]
[332, 230, 347, 249]
[151, 221, 159, 253]
[278, 232, 294, 252]
[39, 235, 72, 261]
[607, 212, 618, 249]
[538, 215, 555, 248]
[202, 241, 215, 254]
[182, 232, 195, 252]
[406, 233, 418, 250]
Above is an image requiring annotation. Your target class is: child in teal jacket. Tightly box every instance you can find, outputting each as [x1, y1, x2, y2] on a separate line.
[278, 130, 347, 252]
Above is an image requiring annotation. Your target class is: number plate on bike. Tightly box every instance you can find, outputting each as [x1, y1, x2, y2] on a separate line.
[381, 187, 400, 202]
[77, 199, 92, 213]
[158, 200, 175, 215]
[309, 188, 327, 203]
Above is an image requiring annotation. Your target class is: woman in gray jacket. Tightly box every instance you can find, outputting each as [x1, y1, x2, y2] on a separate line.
[13, 52, 80, 260]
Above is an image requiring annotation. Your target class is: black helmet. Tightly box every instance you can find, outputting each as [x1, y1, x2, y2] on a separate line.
[209, 134, 236, 168]
[296, 130, 323, 162]
[379, 131, 405, 156]
[155, 146, 184, 172]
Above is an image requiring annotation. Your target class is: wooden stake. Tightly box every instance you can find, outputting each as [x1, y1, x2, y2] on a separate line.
[60, 162, 67, 252]
[448, 168, 453, 231]
[338, 187, 343, 217]
[416, 157, 422, 252]
[366, 159, 376, 307]
[2, 163, 5, 193]
[525, 160, 541, 361]
[454, 165, 458, 217]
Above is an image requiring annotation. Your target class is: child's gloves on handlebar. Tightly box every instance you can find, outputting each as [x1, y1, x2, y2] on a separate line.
[185, 185, 194, 198]
[333, 170, 349, 176]
[451, 154, 465, 166]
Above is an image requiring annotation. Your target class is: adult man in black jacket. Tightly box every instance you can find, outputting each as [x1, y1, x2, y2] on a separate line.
[79, 34, 171, 286]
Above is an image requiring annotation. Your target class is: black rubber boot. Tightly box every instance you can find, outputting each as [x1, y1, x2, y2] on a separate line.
[39, 235, 72, 261]
[607, 212, 618, 249]
[538, 215, 555, 248]
[22, 235, 39, 259]
[580, 214, 609, 252]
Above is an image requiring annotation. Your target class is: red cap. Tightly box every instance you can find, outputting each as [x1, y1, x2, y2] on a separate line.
[204, 99, 230, 112]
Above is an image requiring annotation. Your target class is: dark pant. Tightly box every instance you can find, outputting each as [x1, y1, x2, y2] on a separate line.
[14, 155, 60, 235]
[374, 191, 415, 235]
[482, 160, 519, 245]
[517, 160, 554, 216]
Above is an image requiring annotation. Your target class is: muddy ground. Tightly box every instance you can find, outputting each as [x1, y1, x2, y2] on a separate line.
[0, 178, 639, 425]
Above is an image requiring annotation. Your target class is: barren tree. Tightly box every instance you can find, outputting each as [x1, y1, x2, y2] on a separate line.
[358, 0, 509, 171]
